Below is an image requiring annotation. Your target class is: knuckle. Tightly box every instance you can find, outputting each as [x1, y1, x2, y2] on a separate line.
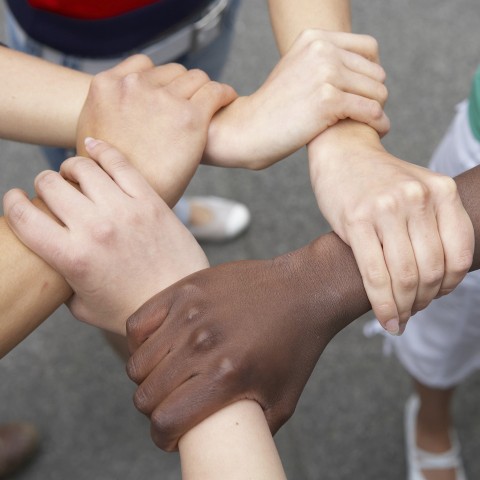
[35, 170, 59, 190]
[363, 264, 389, 289]
[450, 251, 474, 276]
[363, 34, 380, 57]
[205, 80, 223, 97]
[174, 107, 200, 132]
[309, 38, 334, 58]
[133, 386, 152, 414]
[401, 180, 429, 205]
[213, 356, 239, 384]
[190, 326, 220, 352]
[64, 156, 96, 175]
[368, 100, 384, 120]
[188, 68, 210, 83]
[120, 72, 142, 92]
[89, 70, 113, 94]
[150, 410, 175, 443]
[178, 282, 203, 300]
[318, 62, 339, 84]
[318, 83, 338, 104]
[376, 83, 389, 105]
[126, 356, 142, 383]
[131, 53, 154, 68]
[168, 62, 187, 74]
[6, 196, 29, 226]
[373, 193, 400, 216]
[89, 219, 117, 246]
[397, 270, 418, 291]
[421, 266, 444, 288]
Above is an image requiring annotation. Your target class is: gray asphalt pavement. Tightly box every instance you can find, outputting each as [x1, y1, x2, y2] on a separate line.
[1, 1, 480, 479]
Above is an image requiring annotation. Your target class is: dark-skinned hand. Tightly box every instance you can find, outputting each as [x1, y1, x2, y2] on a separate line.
[126, 165, 480, 452]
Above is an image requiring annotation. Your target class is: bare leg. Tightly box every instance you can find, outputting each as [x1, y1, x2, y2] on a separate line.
[414, 379, 457, 480]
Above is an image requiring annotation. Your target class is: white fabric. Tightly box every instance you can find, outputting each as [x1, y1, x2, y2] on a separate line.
[390, 100, 480, 388]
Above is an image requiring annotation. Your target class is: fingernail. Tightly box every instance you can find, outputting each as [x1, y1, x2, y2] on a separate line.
[84, 137, 100, 149]
[385, 318, 400, 335]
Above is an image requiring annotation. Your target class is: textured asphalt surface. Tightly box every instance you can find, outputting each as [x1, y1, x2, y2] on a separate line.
[1, 1, 480, 479]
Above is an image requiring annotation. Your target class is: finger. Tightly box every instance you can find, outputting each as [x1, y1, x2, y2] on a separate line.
[436, 194, 475, 296]
[107, 53, 155, 76]
[127, 325, 172, 384]
[139, 62, 188, 87]
[334, 93, 390, 136]
[338, 67, 388, 106]
[380, 220, 419, 324]
[407, 208, 444, 313]
[190, 81, 238, 120]
[83, 138, 158, 200]
[34, 169, 92, 224]
[348, 223, 399, 334]
[340, 49, 386, 82]
[149, 374, 241, 452]
[132, 350, 199, 415]
[59, 156, 126, 205]
[324, 31, 381, 63]
[164, 68, 212, 99]
[126, 289, 174, 353]
[3, 188, 69, 266]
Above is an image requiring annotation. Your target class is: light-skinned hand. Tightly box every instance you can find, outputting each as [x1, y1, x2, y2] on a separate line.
[203, 29, 389, 170]
[4, 140, 209, 334]
[308, 125, 474, 334]
[76, 55, 237, 206]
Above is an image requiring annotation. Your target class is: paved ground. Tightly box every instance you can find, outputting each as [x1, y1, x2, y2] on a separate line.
[1, 1, 480, 479]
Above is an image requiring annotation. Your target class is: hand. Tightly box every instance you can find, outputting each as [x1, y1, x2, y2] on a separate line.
[308, 126, 475, 334]
[203, 29, 389, 170]
[3, 140, 209, 334]
[125, 240, 350, 452]
[76, 55, 237, 206]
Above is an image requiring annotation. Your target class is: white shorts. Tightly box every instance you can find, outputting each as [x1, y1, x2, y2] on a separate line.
[390, 100, 480, 388]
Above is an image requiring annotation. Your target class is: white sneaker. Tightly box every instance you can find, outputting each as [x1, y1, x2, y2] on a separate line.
[404, 394, 467, 480]
[186, 196, 250, 242]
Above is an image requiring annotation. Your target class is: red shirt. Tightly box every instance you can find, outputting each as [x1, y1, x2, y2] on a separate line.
[28, 0, 162, 19]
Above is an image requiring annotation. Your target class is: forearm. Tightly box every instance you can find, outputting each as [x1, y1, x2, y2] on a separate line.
[267, 1, 383, 162]
[0, 200, 71, 357]
[0, 46, 91, 147]
[268, 0, 351, 54]
[284, 164, 480, 339]
[179, 401, 286, 480]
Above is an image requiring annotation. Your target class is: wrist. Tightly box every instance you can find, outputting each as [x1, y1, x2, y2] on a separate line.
[274, 234, 370, 340]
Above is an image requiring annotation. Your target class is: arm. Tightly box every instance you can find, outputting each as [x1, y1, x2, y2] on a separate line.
[4, 141, 286, 480]
[202, 29, 389, 170]
[0, 47, 236, 205]
[124, 164, 480, 450]
[267, 0, 352, 53]
[0, 63, 236, 352]
[265, 0, 475, 334]
[0, 45, 90, 147]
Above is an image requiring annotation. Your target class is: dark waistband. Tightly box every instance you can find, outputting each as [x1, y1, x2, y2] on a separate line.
[6, 0, 211, 57]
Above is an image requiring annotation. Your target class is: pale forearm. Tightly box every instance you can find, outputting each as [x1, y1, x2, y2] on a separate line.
[0, 46, 91, 148]
[0, 200, 71, 357]
[179, 400, 286, 480]
[268, 0, 351, 53]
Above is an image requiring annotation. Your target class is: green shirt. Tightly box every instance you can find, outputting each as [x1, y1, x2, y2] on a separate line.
[468, 66, 480, 141]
